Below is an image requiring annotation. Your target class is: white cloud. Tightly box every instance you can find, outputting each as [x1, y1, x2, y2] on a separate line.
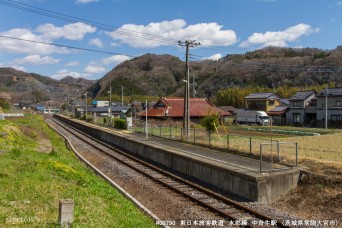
[76, 0, 99, 4]
[84, 54, 130, 75]
[101, 55, 130, 65]
[0, 28, 68, 55]
[88, 38, 104, 48]
[36, 22, 96, 40]
[0, 63, 26, 71]
[203, 53, 222, 61]
[106, 19, 237, 48]
[84, 65, 106, 74]
[11, 55, 60, 65]
[0, 22, 96, 55]
[52, 69, 88, 80]
[12, 65, 27, 72]
[65, 61, 80, 67]
[240, 23, 319, 48]
[110, 42, 120, 47]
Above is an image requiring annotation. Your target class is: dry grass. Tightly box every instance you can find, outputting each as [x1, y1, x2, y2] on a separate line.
[281, 133, 342, 176]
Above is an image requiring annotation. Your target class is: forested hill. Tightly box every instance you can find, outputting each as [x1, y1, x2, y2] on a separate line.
[0, 68, 95, 103]
[88, 46, 342, 103]
[196, 46, 342, 98]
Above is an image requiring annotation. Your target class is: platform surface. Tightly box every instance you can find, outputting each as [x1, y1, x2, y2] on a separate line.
[126, 131, 283, 174]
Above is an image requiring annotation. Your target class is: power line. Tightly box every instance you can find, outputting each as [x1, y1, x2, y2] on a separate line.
[2, 0, 340, 74]
[1, 35, 341, 75]
[0, 0, 253, 53]
[0, 35, 136, 56]
[0, 0, 179, 46]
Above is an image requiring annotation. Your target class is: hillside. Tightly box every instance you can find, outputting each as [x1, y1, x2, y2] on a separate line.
[0, 68, 96, 104]
[2, 46, 342, 105]
[89, 46, 342, 100]
[88, 54, 185, 98]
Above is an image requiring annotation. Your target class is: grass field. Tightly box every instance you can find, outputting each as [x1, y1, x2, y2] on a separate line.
[0, 114, 156, 227]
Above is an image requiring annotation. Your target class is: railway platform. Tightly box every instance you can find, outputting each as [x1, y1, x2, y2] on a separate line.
[54, 115, 300, 204]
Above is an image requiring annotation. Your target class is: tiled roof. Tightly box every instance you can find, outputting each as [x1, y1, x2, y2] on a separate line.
[218, 106, 237, 112]
[318, 87, 342, 96]
[280, 99, 290, 105]
[245, 92, 281, 100]
[289, 91, 315, 100]
[140, 97, 231, 117]
[268, 106, 288, 112]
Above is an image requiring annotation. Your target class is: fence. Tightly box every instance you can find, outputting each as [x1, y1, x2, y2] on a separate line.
[134, 122, 298, 172]
[260, 142, 298, 172]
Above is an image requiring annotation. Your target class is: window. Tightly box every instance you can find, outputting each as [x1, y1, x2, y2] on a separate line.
[293, 101, 301, 108]
[335, 101, 342, 107]
[309, 100, 317, 106]
[248, 101, 266, 110]
[293, 113, 301, 124]
[268, 100, 275, 106]
[331, 115, 342, 121]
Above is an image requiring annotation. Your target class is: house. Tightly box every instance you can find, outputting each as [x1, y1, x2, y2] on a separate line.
[286, 91, 316, 126]
[140, 97, 231, 122]
[279, 99, 290, 107]
[245, 93, 282, 111]
[218, 106, 237, 113]
[316, 87, 342, 125]
[267, 106, 289, 125]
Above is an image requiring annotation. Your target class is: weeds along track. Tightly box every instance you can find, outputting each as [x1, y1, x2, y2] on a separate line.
[46, 115, 289, 228]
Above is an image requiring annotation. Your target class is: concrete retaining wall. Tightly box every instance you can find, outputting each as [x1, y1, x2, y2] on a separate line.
[55, 115, 300, 204]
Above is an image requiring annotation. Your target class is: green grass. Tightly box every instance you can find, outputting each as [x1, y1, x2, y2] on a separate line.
[0, 114, 156, 227]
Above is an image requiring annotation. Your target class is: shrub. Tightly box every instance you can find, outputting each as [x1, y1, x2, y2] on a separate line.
[0, 98, 10, 110]
[200, 114, 219, 132]
[114, 119, 127, 129]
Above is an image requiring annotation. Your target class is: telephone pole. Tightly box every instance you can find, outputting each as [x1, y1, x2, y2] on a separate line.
[178, 40, 200, 138]
[325, 85, 328, 129]
[108, 85, 112, 126]
[121, 85, 124, 107]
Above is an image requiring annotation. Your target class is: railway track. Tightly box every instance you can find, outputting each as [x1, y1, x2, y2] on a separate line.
[46, 115, 289, 227]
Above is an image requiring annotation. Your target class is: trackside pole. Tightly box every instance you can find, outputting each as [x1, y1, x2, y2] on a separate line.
[145, 100, 148, 138]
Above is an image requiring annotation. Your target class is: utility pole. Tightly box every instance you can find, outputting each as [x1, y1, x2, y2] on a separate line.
[325, 85, 328, 129]
[109, 85, 112, 126]
[121, 85, 124, 107]
[84, 93, 88, 120]
[178, 40, 200, 138]
[66, 94, 69, 116]
[145, 99, 148, 138]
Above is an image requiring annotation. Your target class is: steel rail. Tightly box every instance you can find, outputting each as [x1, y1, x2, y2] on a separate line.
[48, 115, 288, 227]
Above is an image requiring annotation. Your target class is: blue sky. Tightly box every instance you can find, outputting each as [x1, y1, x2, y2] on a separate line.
[0, 0, 341, 80]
